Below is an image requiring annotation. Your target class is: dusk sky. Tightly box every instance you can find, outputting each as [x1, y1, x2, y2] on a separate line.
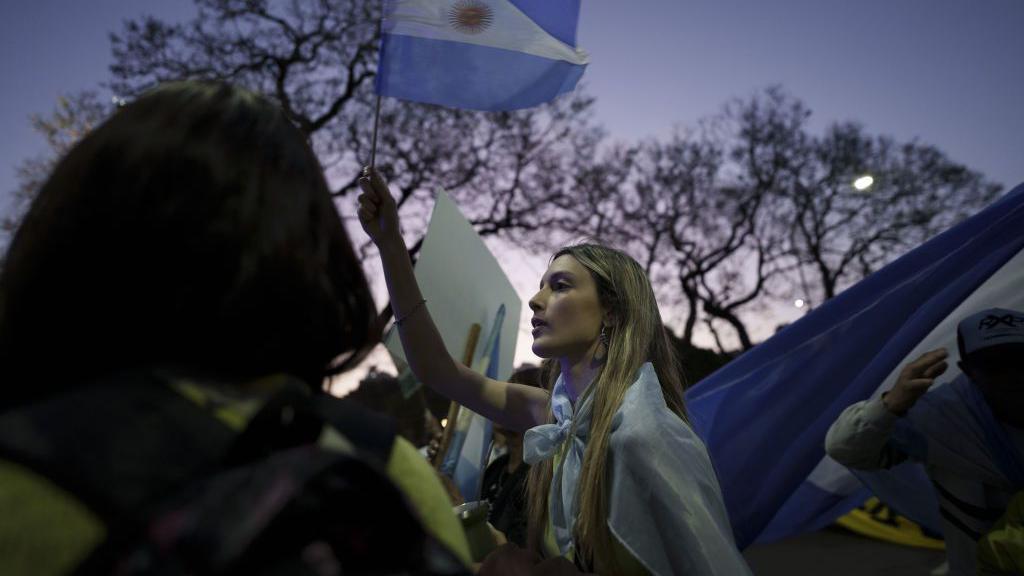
[1, 0, 1021, 372]
[3, 1, 1021, 196]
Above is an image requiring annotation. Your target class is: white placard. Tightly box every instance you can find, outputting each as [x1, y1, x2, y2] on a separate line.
[385, 190, 521, 382]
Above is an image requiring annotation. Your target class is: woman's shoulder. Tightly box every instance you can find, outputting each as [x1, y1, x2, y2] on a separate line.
[609, 363, 705, 453]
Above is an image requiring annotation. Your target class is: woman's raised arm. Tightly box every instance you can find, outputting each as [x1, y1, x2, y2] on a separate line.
[357, 167, 549, 431]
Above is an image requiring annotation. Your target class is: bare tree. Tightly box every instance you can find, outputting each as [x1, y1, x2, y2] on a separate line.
[785, 121, 1002, 303]
[4, 92, 114, 242]
[7, 3, 1001, 354]
[579, 87, 1000, 352]
[106, 0, 603, 263]
[603, 97, 794, 350]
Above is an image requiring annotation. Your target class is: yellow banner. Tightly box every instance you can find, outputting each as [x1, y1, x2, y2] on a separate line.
[835, 497, 945, 550]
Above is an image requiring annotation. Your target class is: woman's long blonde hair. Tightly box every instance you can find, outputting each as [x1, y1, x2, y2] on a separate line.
[525, 243, 688, 573]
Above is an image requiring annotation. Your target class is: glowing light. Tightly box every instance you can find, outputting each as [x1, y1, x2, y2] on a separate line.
[441, 418, 448, 428]
[794, 298, 806, 309]
[853, 175, 874, 191]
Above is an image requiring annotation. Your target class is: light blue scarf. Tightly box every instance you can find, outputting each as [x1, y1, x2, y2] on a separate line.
[522, 370, 594, 555]
[523, 363, 752, 576]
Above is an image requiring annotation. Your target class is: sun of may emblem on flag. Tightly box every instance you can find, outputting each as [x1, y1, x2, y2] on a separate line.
[448, 0, 494, 34]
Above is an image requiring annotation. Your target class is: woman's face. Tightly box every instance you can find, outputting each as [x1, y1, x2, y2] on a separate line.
[528, 255, 605, 360]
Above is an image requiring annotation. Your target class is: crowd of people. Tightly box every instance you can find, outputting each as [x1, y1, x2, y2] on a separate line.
[0, 80, 1020, 575]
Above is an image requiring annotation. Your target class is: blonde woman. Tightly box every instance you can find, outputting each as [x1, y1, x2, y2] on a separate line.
[358, 167, 750, 575]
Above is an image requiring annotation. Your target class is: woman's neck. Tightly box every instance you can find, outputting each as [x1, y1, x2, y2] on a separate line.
[559, 344, 603, 404]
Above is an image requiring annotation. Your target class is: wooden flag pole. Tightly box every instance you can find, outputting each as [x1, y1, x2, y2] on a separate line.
[432, 323, 481, 469]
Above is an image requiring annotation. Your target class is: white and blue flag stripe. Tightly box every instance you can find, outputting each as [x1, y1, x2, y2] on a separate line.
[377, 0, 588, 111]
[686, 182, 1024, 547]
[441, 305, 506, 500]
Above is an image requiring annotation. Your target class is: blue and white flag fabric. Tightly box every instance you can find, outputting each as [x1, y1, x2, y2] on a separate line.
[376, 0, 588, 111]
[685, 183, 1024, 548]
[442, 304, 505, 499]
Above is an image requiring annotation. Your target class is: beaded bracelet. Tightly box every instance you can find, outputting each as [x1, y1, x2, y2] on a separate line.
[395, 299, 427, 326]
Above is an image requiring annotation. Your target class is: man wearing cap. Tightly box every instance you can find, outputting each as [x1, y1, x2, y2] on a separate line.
[826, 307, 1024, 575]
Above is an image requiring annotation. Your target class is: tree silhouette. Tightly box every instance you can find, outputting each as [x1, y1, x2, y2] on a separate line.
[786, 121, 1001, 303]
[579, 88, 1000, 350]
[105, 0, 603, 262]
[4, 91, 114, 245]
[6, 3, 1001, 354]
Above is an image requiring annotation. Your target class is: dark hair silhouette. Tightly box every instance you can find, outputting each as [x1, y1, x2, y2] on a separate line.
[0, 82, 379, 407]
[347, 371, 432, 447]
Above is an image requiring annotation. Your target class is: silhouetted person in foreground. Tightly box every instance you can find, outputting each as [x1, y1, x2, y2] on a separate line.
[0, 81, 470, 575]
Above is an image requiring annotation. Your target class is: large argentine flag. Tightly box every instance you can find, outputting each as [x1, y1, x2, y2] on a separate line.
[376, 0, 589, 111]
[685, 182, 1024, 548]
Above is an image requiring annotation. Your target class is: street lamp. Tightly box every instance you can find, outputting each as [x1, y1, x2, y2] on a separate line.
[853, 175, 874, 191]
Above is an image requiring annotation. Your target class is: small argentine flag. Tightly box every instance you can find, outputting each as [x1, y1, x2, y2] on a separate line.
[442, 305, 506, 500]
[376, 0, 589, 111]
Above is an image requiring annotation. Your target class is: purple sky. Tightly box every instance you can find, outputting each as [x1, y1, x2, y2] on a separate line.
[581, 0, 1022, 190]
[2, 0, 1021, 199]
[1, 0, 1021, 371]
[0, 1, 196, 200]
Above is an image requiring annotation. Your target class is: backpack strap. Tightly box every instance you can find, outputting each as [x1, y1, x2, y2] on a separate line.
[0, 371, 405, 573]
[0, 371, 235, 526]
[0, 372, 399, 518]
[219, 381, 327, 467]
[215, 382, 397, 467]
[310, 392, 396, 463]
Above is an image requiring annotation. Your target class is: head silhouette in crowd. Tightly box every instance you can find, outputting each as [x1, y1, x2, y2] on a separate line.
[347, 370, 435, 447]
[956, 307, 1024, 428]
[0, 81, 379, 408]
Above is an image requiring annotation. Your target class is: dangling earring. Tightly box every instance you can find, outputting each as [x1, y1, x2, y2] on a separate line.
[595, 324, 610, 362]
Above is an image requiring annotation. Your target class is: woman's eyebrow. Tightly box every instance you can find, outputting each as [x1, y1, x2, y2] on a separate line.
[540, 271, 573, 289]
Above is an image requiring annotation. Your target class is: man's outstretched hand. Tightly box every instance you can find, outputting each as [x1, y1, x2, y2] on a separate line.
[883, 348, 949, 415]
